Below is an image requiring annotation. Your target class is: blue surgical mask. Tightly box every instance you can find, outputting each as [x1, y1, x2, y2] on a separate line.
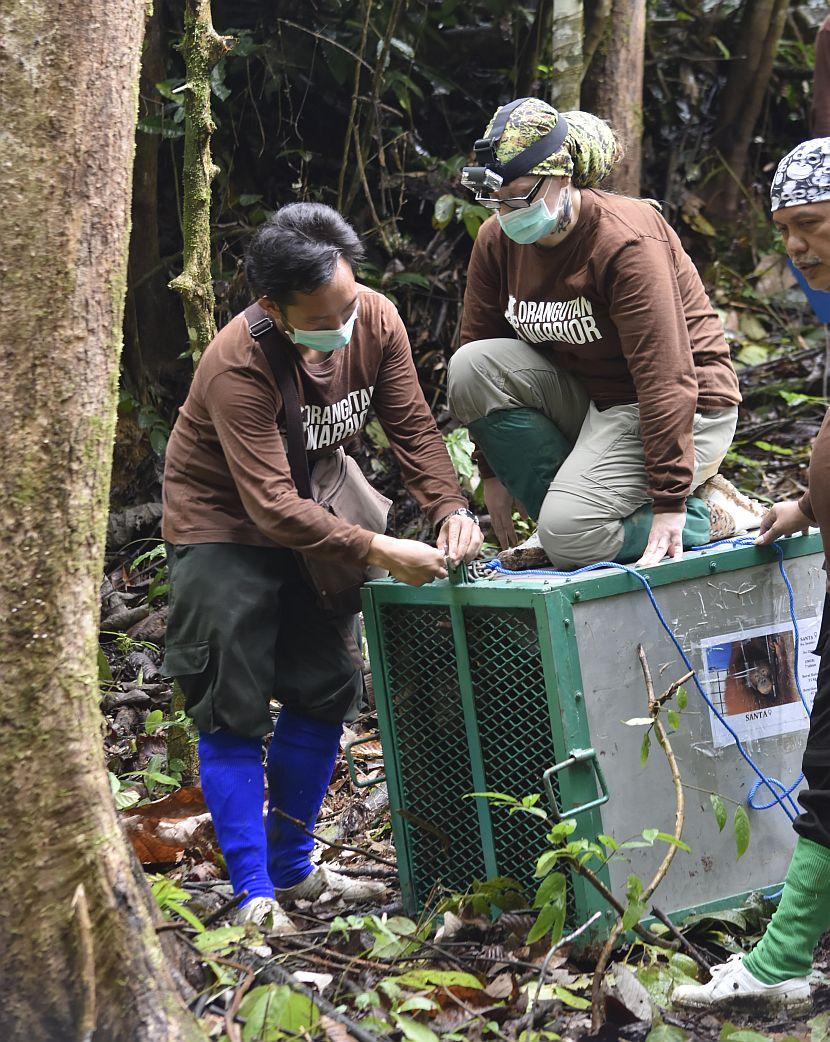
[287, 305, 359, 353]
[497, 189, 569, 245]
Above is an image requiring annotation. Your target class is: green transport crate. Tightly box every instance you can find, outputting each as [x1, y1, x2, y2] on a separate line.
[360, 532, 826, 948]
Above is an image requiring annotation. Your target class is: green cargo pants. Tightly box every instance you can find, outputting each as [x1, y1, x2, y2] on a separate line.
[447, 337, 738, 568]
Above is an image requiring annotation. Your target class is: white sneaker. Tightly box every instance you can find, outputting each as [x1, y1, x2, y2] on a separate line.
[672, 953, 811, 1014]
[695, 474, 766, 538]
[497, 531, 551, 571]
[234, 895, 295, 936]
[276, 865, 388, 906]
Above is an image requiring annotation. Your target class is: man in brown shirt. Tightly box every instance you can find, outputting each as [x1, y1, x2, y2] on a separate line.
[675, 138, 830, 1014]
[162, 202, 481, 929]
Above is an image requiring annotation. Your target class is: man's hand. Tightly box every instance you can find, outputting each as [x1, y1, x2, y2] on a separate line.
[755, 501, 811, 545]
[367, 534, 448, 586]
[484, 477, 527, 549]
[636, 511, 686, 568]
[437, 513, 483, 565]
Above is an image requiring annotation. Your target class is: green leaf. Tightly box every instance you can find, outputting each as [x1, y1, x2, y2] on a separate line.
[394, 1015, 441, 1042]
[734, 805, 751, 859]
[238, 193, 263, 206]
[390, 272, 431, 289]
[533, 871, 566, 909]
[640, 730, 651, 766]
[642, 828, 659, 844]
[667, 709, 680, 731]
[676, 685, 688, 710]
[149, 426, 168, 455]
[554, 986, 591, 1009]
[193, 925, 247, 953]
[720, 1027, 774, 1042]
[710, 793, 727, 832]
[527, 900, 565, 945]
[142, 769, 180, 787]
[238, 984, 320, 1041]
[655, 832, 692, 852]
[144, 710, 164, 735]
[389, 969, 483, 990]
[622, 900, 646, 931]
[432, 193, 457, 230]
[397, 997, 440, 1014]
[810, 1011, 830, 1042]
[98, 647, 113, 682]
[645, 1026, 690, 1042]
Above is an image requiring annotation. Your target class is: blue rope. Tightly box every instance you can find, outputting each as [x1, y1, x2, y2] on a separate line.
[484, 537, 813, 822]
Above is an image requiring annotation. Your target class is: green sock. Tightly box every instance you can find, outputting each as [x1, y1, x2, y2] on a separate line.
[744, 837, 830, 984]
[618, 496, 711, 563]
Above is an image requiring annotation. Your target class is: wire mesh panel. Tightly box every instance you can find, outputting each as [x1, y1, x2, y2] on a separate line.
[464, 606, 574, 921]
[380, 604, 488, 902]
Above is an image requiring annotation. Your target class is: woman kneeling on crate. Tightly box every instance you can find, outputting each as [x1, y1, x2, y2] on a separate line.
[448, 97, 760, 570]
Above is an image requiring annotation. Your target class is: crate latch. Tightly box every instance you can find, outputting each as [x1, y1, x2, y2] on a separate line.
[543, 747, 609, 822]
[344, 733, 386, 788]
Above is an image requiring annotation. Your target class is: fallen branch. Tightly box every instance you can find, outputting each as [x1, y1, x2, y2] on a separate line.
[269, 805, 397, 869]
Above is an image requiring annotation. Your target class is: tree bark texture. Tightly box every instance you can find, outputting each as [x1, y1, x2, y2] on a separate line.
[125, 0, 186, 393]
[0, 3, 206, 1040]
[168, 0, 234, 364]
[581, 0, 646, 196]
[550, 0, 583, 112]
[701, 0, 789, 222]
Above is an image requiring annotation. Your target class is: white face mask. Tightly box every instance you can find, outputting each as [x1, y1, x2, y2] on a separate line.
[286, 305, 359, 352]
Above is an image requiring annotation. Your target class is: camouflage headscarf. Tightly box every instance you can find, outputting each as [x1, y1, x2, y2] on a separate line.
[482, 99, 622, 188]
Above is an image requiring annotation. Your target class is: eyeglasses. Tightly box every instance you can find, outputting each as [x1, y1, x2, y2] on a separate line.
[475, 177, 545, 212]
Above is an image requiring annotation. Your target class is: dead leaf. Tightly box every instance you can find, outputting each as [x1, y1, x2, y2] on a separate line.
[122, 785, 221, 865]
[484, 973, 517, 1001]
[321, 1016, 357, 1042]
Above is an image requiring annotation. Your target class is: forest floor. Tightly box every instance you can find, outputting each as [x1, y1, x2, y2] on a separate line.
[101, 261, 830, 1041]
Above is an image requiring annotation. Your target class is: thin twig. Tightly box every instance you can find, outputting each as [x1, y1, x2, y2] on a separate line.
[524, 913, 602, 1042]
[269, 805, 397, 868]
[590, 647, 688, 1031]
[648, 905, 715, 972]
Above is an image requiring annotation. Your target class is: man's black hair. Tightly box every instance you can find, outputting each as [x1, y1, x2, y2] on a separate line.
[244, 202, 366, 305]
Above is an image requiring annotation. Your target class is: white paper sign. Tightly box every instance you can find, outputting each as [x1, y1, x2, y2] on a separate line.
[699, 618, 821, 749]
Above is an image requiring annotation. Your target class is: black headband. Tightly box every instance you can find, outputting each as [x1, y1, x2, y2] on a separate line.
[473, 99, 570, 183]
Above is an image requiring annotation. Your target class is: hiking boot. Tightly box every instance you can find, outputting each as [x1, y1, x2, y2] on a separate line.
[234, 895, 295, 935]
[276, 865, 388, 907]
[672, 953, 811, 1015]
[497, 531, 552, 571]
[695, 474, 766, 539]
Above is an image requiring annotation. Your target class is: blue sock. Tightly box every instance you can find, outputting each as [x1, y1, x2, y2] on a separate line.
[266, 709, 343, 889]
[198, 730, 273, 907]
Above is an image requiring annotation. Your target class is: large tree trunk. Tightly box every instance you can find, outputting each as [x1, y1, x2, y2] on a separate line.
[0, 3, 206, 1040]
[550, 0, 583, 112]
[700, 0, 789, 222]
[581, 0, 646, 196]
[124, 0, 186, 395]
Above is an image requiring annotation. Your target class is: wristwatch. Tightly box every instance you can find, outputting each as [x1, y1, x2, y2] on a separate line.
[438, 507, 479, 528]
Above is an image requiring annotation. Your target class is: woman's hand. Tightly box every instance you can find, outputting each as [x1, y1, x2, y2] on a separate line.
[483, 477, 527, 549]
[437, 513, 483, 565]
[755, 501, 811, 545]
[636, 511, 686, 567]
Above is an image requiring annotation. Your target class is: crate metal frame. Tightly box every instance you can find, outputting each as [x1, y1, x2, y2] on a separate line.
[361, 534, 824, 944]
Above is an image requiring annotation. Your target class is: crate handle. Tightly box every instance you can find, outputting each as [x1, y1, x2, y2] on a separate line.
[543, 748, 609, 822]
[344, 734, 386, 788]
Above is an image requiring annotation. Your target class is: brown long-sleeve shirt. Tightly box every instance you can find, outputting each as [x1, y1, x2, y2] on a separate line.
[162, 287, 467, 563]
[799, 410, 830, 567]
[812, 15, 830, 137]
[460, 191, 741, 512]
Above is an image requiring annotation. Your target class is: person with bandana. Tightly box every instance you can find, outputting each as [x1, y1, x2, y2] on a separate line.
[674, 139, 830, 1014]
[161, 202, 482, 930]
[447, 98, 760, 569]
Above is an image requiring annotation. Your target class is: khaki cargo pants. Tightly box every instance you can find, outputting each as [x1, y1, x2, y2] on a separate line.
[448, 337, 738, 568]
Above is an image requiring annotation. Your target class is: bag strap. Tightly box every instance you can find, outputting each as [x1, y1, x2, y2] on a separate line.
[244, 303, 312, 500]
